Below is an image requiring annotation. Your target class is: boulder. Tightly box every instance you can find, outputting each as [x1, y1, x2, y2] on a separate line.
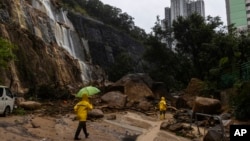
[106, 74, 156, 111]
[185, 78, 205, 95]
[175, 94, 194, 109]
[160, 121, 173, 130]
[125, 82, 154, 102]
[137, 100, 152, 111]
[15, 97, 25, 105]
[203, 129, 223, 141]
[88, 109, 104, 118]
[113, 73, 154, 88]
[105, 114, 116, 120]
[168, 123, 184, 132]
[101, 91, 127, 109]
[160, 122, 169, 130]
[173, 109, 192, 123]
[192, 97, 221, 114]
[175, 78, 205, 109]
[111, 73, 154, 102]
[19, 101, 42, 110]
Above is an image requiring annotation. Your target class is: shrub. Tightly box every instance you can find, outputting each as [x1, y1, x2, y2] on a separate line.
[230, 82, 250, 120]
[13, 107, 26, 115]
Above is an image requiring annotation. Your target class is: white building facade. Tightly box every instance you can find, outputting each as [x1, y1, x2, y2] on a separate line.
[169, 0, 205, 24]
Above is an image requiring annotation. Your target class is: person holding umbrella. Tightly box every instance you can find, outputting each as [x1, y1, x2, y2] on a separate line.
[74, 93, 93, 140]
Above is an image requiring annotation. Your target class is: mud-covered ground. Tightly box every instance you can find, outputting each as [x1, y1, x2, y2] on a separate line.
[0, 111, 194, 141]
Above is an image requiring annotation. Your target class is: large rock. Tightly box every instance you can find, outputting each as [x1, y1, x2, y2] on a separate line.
[137, 100, 152, 111]
[192, 97, 221, 114]
[111, 73, 154, 102]
[185, 78, 205, 95]
[175, 94, 194, 109]
[101, 91, 127, 109]
[19, 101, 42, 110]
[88, 109, 104, 118]
[15, 97, 25, 105]
[175, 78, 205, 109]
[107, 73, 155, 111]
[203, 129, 223, 141]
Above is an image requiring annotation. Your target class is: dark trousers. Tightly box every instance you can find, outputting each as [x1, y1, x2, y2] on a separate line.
[160, 110, 166, 115]
[74, 121, 88, 138]
[160, 110, 166, 119]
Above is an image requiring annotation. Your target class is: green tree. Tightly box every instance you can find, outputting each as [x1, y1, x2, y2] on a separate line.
[0, 37, 16, 68]
[107, 53, 135, 81]
[172, 14, 223, 79]
[237, 30, 250, 63]
[143, 33, 191, 90]
[231, 82, 250, 120]
[130, 25, 147, 41]
[60, 0, 146, 42]
[141, 16, 196, 90]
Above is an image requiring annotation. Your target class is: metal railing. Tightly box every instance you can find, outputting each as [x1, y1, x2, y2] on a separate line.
[189, 111, 226, 141]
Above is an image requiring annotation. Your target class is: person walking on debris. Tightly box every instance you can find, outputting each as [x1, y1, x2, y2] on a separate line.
[159, 96, 167, 120]
[74, 93, 93, 140]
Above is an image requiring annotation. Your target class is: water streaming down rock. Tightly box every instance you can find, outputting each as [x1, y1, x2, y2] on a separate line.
[0, 0, 147, 96]
[32, 0, 92, 83]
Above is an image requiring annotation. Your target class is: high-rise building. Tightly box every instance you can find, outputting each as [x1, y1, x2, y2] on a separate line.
[225, 0, 248, 30]
[170, 0, 187, 23]
[163, 0, 205, 49]
[164, 7, 171, 28]
[247, 0, 250, 28]
[168, 0, 205, 25]
[189, 0, 205, 17]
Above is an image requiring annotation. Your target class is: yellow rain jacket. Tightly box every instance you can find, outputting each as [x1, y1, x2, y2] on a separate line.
[74, 94, 93, 121]
[159, 97, 167, 111]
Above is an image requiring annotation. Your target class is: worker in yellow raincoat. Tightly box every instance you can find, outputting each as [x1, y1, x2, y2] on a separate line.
[158, 96, 167, 120]
[74, 94, 93, 140]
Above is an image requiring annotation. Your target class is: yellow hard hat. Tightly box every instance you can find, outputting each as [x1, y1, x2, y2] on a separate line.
[161, 97, 165, 100]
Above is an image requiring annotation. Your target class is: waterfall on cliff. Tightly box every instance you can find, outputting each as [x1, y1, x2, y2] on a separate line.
[32, 0, 92, 83]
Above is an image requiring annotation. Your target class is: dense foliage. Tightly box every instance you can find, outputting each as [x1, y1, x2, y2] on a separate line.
[231, 82, 250, 120]
[173, 14, 219, 79]
[107, 53, 135, 81]
[143, 17, 194, 90]
[149, 14, 250, 119]
[0, 37, 15, 68]
[147, 13, 250, 91]
[59, 0, 147, 40]
[143, 34, 193, 90]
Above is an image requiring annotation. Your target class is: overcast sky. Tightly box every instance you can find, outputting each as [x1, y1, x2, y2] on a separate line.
[99, 0, 227, 33]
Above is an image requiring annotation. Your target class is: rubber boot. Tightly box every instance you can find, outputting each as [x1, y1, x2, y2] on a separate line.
[160, 114, 163, 120]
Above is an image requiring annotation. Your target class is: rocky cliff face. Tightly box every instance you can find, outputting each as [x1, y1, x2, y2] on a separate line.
[67, 13, 145, 71]
[0, 0, 145, 97]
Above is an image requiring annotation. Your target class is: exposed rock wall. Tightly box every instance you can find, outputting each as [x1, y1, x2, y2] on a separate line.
[0, 0, 85, 95]
[0, 23, 82, 95]
[67, 13, 145, 72]
[0, 0, 145, 97]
